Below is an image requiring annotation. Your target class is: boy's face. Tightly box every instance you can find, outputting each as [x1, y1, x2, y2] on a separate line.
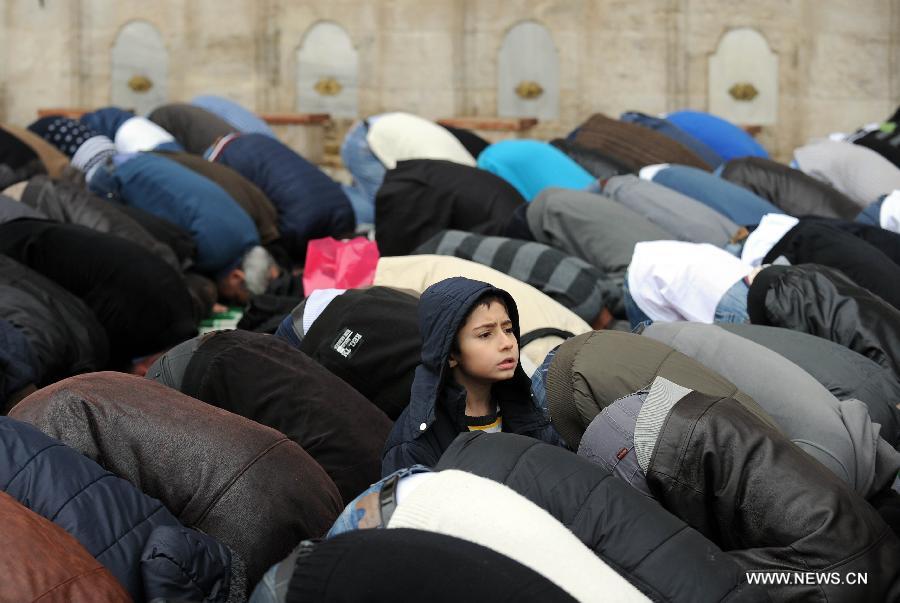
[450, 301, 519, 383]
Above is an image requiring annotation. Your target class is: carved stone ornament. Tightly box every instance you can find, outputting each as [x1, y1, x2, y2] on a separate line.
[314, 77, 343, 96]
[127, 75, 154, 93]
[515, 80, 544, 100]
[728, 82, 759, 101]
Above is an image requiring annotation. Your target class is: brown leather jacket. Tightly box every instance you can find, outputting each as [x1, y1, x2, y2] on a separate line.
[9, 371, 343, 585]
[0, 490, 131, 602]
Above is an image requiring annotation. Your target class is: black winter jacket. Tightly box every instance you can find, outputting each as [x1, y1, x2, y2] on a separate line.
[178, 329, 393, 503]
[748, 264, 900, 380]
[0, 255, 108, 385]
[645, 389, 900, 602]
[0, 219, 196, 366]
[437, 431, 768, 603]
[297, 286, 421, 420]
[763, 220, 900, 309]
[21, 175, 182, 270]
[375, 159, 525, 256]
[719, 157, 860, 219]
[381, 277, 562, 476]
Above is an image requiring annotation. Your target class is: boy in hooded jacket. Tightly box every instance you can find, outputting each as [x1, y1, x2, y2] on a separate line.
[382, 277, 563, 476]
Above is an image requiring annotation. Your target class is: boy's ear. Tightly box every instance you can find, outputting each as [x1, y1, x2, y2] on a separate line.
[448, 354, 458, 368]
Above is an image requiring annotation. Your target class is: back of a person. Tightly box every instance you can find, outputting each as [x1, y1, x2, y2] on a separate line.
[109, 152, 259, 273]
[366, 111, 476, 169]
[375, 159, 524, 256]
[665, 110, 769, 161]
[192, 94, 277, 137]
[477, 140, 595, 201]
[0, 219, 196, 365]
[719, 156, 861, 220]
[215, 133, 354, 259]
[148, 102, 236, 154]
[573, 113, 712, 171]
[647, 164, 782, 226]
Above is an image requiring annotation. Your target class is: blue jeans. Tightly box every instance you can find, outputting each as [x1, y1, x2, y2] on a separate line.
[713, 278, 750, 324]
[622, 270, 653, 330]
[856, 197, 885, 226]
[326, 465, 432, 538]
[340, 120, 386, 225]
[723, 241, 744, 257]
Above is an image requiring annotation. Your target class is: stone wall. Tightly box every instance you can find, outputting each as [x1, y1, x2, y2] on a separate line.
[2, 0, 897, 160]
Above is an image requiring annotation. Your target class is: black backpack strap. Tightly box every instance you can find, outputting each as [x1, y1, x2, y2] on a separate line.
[519, 328, 576, 348]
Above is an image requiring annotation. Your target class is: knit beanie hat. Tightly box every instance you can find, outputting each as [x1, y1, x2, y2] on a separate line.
[80, 106, 135, 140]
[29, 116, 98, 157]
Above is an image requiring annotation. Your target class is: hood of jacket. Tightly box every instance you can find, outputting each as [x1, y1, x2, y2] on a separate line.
[411, 276, 532, 432]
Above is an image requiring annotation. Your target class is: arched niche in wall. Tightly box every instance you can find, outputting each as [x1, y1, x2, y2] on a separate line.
[708, 27, 778, 125]
[296, 21, 358, 118]
[498, 20, 559, 120]
[111, 20, 168, 114]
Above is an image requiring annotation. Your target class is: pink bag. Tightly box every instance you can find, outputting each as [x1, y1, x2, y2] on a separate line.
[303, 237, 380, 296]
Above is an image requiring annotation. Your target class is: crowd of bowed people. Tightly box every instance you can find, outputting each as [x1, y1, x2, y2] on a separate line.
[1, 96, 900, 602]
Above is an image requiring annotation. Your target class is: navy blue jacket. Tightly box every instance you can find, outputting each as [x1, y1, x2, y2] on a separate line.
[89, 153, 259, 274]
[80, 107, 135, 140]
[0, 416, 242, 603]
[210, 133, 354, 260]
[382, 277, 562, 476]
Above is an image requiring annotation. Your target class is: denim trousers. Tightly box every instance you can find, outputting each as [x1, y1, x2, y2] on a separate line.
[713, 278, 750, 324]
[622, 270, 653, 330]
[340, 120, 386, 226]
[326, 465, 432, 538]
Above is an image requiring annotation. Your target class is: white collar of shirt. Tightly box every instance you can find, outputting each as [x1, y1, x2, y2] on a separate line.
[741, 214, 800, 267]
[881, 190, 900, 233]
[114, 116, 176, 154]
[638, 163, 670, 181]
[301, 288, 347, 336]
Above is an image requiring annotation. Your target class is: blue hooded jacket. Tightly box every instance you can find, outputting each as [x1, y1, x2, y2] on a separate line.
[381, 277, 563, 476]
[0, 416, 243, 603]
